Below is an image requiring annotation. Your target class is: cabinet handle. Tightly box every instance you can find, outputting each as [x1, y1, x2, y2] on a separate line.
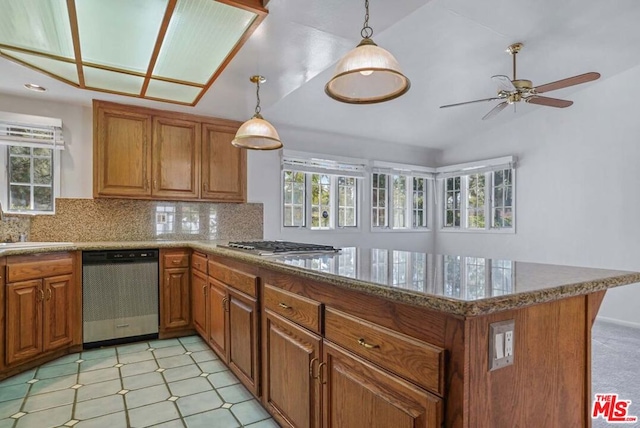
[203, 182, 208, 192]
[153, 179, 157, 189]
[38, 289, 45, 301]
[46, 288, 52, 300]
[358, 338, 380, 350]
[309, 357, 319, 379]
[172, 260, 180, 264]
[278, 302, 290, 310]
[202, 285, 207, 295]
[318, 362, 327, 385]
[222, 297, 229, 312]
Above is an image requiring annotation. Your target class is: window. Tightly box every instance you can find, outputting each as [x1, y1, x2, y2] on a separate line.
[0, 114, 64, 214]
[438, 156, 516, 232]
[371, 171, 431, 230]
[283, 171, 306, 227]
[8, 146, 54, 211]
[281, 153, 365, 231]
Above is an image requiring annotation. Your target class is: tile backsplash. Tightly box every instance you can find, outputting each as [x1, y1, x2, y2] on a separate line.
[18, 198, 263, 242]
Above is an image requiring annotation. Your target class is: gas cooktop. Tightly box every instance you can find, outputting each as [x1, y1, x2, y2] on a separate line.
[220, 241, 340, 256]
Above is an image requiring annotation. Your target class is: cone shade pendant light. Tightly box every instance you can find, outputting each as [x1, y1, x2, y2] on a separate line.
[232, 76, 283, 150]
[325, 0, 410, 104]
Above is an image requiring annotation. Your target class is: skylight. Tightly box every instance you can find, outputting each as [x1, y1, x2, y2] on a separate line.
[0, 0, 265, 105]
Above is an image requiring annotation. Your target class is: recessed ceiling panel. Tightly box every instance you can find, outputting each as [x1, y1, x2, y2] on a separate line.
[76, 0, 168, 73]
[153, 0, 257, 84]
[0, 0, 74, 59]
[145, 79, 201, 104]
[83, 66, 144, 95]
[1, 49, 79, 84]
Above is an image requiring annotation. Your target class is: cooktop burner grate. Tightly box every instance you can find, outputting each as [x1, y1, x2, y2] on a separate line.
[223, 241, 340, 255]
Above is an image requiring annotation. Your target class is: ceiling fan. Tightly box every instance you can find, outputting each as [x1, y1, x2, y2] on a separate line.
[439, 43, 601, 120]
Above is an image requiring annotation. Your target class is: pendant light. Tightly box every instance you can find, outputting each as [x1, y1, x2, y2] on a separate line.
[325, 0, 410, 104]
[232, 75, 283, 150]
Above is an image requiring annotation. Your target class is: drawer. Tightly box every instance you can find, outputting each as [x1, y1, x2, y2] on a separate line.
[324, 307, 445, 396]
[208, 260, 257, 297]
[264, 284, 321, 333]
[7, 256, 73, 283]
[163, 251, 189, 268]
[191, 252, 207, 274]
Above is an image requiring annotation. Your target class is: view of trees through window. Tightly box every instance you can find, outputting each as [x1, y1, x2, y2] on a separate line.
[467, 174, 485, 228]
[445, 177, 461, 227]
[8, 145, 53, 211]
[492, 169, 513, 228]
[283, 171, 305, 227]
[311, 174, 331, 228]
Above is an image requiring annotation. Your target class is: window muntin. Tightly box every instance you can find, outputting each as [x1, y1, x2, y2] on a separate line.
[338, 177, 357, 227]
[311, 174, 332, 229]
[283, 170, 306, 227]
[492, 169, 513, 228]
[412, 177, 428, 228]
[8, 146, 54, 212]
[444, 177, 461, 228]
[392, 175, 407, 228]
[467, 173, 485, 229]
[371, 173, 387, 227]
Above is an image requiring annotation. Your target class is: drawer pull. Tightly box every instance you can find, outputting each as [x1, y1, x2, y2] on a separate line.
[278, 302, 290, 310]
[172, 260, 180, 264]
[309, 357, 319, 379]
[46, 288, 52, 301]
[358, 338, 380, 350]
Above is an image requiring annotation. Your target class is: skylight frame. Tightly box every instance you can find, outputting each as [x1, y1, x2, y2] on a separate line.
[0, 0, 267, 106]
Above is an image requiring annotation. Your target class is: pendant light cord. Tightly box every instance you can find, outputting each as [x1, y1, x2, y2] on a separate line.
[361, 0, 373, 39]
[255, 79, 261, 115]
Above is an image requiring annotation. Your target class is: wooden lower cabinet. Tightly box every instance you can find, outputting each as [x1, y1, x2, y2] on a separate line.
[6, 275, 74, 366]
[263, 310, 322, 428]
[322, 340, 442, 428]
[227, 287, 260, 396]
[208, 278, 227, 359]
[191, 269, 207, 336]
[161, 267, 191, 331]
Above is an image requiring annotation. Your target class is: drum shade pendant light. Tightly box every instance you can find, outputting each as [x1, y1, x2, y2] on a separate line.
[325, 0, 410, 104]
[232, 76, 283, 150]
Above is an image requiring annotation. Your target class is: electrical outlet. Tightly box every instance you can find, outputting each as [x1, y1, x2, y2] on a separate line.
[489, 319, 515, 371]
[156, 213, 167, 224]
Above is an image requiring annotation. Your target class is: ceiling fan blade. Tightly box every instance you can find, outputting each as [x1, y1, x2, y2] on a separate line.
[491, 75, 516, 92]
[440, 97, 501, 109]
[534, 72, 600, 94]
[482, 102, 509, 120]
[526, 96, 573, 108]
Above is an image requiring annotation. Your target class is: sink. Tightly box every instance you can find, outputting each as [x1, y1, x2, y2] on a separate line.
[0, 242, 73, 249]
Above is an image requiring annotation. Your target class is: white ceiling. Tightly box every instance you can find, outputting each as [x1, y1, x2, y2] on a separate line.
[1, 0, 640, 150]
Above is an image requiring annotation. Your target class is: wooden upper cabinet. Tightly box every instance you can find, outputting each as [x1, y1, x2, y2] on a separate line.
[94, 103, 152, 197]
[93, 100, 246, 202]
[152, 118, 201, 199]
[201, 125, 246, 202]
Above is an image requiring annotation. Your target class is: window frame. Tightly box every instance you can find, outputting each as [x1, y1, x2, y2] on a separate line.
[371, 172, 432, 232]
[439, 168, 516, 234]
[281, 169, 361, 232]
[0, 145, 60, 215]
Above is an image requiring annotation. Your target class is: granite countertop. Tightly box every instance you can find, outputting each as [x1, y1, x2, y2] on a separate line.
[2, 242, 639, 316]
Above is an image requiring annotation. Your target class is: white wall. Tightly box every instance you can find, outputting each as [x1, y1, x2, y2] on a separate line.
[247, 126, 439, 252]
[435, 64, 640, 327]
[0, 94, 93, 198]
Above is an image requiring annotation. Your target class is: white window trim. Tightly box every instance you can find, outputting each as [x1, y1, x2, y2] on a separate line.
[436, 155, 517, 234]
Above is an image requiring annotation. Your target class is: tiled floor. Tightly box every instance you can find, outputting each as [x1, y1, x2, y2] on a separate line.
[0, 336, 279, 428]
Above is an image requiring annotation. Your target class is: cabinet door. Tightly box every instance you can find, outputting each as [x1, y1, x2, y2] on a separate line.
[228, 287, 260, 396]
[208, 278, 227, 361]
[0, 258, 4, 371]
[6, 280, 42, 365]
[43, 274, 73, 352]
[94, 106, 152, 197]
[201, 125, 246, 202]
[191, 269, 208, 337]
[263, 310, 322, 428]
[152, 117, 201, 199]
[322, 341, 442, 428]
[161, 267, 191, 331]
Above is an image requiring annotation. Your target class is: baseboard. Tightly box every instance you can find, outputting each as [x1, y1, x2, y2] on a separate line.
[595, 316, 640, 330]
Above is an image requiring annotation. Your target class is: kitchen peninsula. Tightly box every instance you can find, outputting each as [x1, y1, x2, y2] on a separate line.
[1, 241, 638, 428]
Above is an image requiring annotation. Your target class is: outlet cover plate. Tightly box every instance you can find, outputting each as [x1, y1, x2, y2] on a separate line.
[489, 319, 515, 371]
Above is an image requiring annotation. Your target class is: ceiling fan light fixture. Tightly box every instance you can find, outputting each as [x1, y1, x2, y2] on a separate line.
[232, 75, 283, 151]
[325, 0, 410, 104]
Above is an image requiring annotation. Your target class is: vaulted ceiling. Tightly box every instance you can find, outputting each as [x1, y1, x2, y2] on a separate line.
[1, 0, 639, 150]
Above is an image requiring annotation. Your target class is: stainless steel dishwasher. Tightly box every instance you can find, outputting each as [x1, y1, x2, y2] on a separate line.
[82, 249, 159, 347]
